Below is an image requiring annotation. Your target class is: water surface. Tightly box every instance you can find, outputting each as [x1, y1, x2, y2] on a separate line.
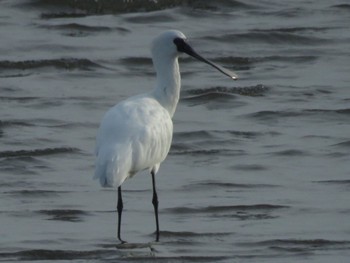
[1, 0, 350, 262]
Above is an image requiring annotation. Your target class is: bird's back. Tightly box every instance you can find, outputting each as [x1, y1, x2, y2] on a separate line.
[94, 94, 173, 188]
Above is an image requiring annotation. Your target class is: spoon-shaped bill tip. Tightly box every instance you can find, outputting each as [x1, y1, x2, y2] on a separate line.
[212, 62, 238, 80]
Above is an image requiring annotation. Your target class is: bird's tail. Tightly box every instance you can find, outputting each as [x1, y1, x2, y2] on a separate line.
[94, 145, 130, 188]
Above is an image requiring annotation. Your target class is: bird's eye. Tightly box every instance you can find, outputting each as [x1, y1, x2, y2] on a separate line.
[173, 38, 185, 45]
[173, 38, 186, 52]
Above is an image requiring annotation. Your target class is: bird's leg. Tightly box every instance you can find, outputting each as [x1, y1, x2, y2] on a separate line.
[117, 186, 126, 244]
[151, 171, 160, 242]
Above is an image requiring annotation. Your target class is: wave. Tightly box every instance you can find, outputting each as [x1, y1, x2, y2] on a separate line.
[331, 4, 350, 10]
[268, 149, 308, 157]
[184, 85, 269, 99]
[40, 12, 89, 19]
[313, 180, 350, 186]
[1, 117, 96, 130]
[38, 209, 90, 222]
[173, 130, 213, 141]
[205, 31, 329, 45]
[42, 23, 113, 31]
[248, 108, 350, 122]
[165, 204, 288, 214]
[0, 120, 34, 127]
[164, 204, 287, 221]
[0, 147, 79, 158]
[0, 249, 112, 261]
[0, 58, 102, 72]
[159, 230, 231, 238]
[170, 129, 276, 156]
[182, 180, 279, 190]
[213, 55, 318, 67]
[173, 129, 267, 141]
[3, 190, 69, 198]
[26, 0, 184, 15]
[123, 11, 177, 24]
[242, 238, 350, 251]
[119, 57, 152, 66]
[253, 26, 333, 33]
[232, 164, 268, 171]
[25, 0, 253, 18]
[304, 108, 350, 115]
[247, 110, 302, 120]
[170, 147, 245, 157]
[191, 0, 254, 10]
[332, 140, 350, 148]
[40, 23, 129, 37]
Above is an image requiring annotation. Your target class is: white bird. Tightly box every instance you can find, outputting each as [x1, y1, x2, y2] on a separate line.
[94, 30, 237, 243]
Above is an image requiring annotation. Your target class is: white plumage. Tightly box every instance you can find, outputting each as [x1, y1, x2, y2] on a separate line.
[93, 30, 237, 243]
[94, 30, 183, 188]
[94, 95, 173, 187]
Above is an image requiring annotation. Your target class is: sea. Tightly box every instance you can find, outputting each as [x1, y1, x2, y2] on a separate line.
[1, 0, 350, 262]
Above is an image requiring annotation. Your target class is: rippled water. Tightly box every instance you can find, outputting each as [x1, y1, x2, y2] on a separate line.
[1, 0, 350, 262]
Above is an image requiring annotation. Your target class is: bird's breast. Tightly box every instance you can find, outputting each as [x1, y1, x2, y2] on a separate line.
[111, 96, 173, 173]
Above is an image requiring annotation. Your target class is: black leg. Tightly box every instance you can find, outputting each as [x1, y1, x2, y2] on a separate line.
[117, 186, 125, 243]
[151, 171, 160, 242]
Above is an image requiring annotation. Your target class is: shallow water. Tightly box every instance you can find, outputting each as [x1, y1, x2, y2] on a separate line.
[1, 0, 350, 262]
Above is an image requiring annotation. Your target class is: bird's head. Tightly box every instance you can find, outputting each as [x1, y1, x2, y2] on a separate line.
[151, 30, 187, 59]
[151, 30, 238, 80]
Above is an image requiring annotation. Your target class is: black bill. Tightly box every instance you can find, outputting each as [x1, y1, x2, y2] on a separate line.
[174, 38, 238, 80]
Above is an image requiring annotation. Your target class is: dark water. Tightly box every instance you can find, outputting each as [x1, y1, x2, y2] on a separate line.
[1, 0, 350, 262]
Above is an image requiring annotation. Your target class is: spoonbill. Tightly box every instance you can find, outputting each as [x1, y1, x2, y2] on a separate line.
[94, 30, 237, 243]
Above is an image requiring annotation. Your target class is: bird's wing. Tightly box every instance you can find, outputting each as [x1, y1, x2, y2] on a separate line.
[94, 95, 173, 187]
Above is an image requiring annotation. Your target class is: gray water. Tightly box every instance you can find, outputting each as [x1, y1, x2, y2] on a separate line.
[1, 0, 350, 262]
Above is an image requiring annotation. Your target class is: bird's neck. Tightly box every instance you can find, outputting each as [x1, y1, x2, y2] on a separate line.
[152, 56, 181, 118]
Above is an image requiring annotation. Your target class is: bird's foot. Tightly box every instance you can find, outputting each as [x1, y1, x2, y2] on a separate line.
[119, 240, 127, 244]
